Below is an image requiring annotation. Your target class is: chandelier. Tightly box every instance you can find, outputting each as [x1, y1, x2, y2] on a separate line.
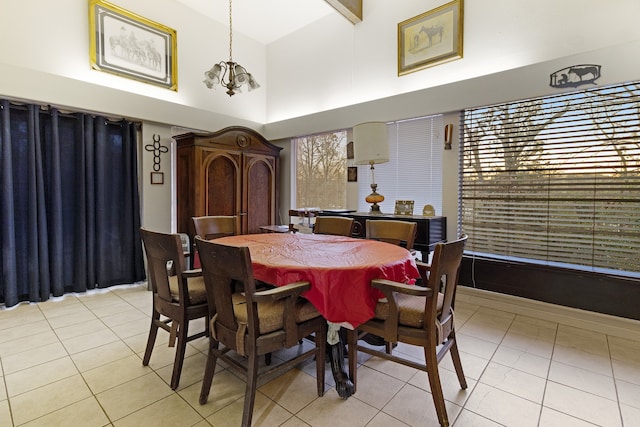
[203, 0, 259, 96]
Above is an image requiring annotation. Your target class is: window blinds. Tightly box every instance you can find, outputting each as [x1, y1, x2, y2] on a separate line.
[358, 115, 443, 215]
[461, 82, 640, 275]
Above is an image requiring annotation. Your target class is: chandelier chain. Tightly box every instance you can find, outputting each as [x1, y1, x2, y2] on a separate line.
[228, 0, 233, 62]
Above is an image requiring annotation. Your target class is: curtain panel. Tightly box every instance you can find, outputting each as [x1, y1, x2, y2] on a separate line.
[0, 100, 145, 307]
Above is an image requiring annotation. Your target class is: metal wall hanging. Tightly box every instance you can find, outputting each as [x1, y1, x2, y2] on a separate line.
[145, 134, 168, 184]
[550, 64, 601, 89]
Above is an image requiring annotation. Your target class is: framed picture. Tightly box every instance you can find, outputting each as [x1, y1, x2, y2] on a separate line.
[89, 0, 178, 90]
[346, 141, 354, 159]
[398, 0, 464, 76]
[150, 172, 164, 184]
[394, 200, 415, 216]
[347, 166, 358, 182]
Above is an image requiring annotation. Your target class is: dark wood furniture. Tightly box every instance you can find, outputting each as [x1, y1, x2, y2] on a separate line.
[347, 235, 469, 427]
[174, 127, 282, 241]
[195, 237, 326, 427]
[318, 212, 447, 257]
[139, 228, 209, 390]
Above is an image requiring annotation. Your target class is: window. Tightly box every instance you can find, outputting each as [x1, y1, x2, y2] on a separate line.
[461, 82, 640, 276]
[293, 130, 348, 209]
[357, 115, 443, 215]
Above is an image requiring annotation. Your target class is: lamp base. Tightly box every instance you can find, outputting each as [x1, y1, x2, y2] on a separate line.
[365, 184, 385, 214]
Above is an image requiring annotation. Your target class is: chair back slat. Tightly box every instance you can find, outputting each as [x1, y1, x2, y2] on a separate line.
[313, 216, 355, 237]
[193, 216, 237, 240]
[365, 219, 417, 250]
[140, 228, 185, 303]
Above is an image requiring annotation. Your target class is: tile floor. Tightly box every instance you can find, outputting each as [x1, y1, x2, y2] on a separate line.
[1, 283, 639, 426]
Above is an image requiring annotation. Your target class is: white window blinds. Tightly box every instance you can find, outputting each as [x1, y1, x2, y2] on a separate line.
[357, 115, 443, 215]
[461, 82, 640, 276]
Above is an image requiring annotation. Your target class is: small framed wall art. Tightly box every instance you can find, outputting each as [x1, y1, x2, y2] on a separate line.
[398, 0, 464, 76]
[89, 0, 178, 90]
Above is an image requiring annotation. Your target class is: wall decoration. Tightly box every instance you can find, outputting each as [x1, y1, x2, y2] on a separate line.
[347, 166, 358, 182]
[550, 64, 601, 89]
[444, 123, 453, 150]
[145, 134, 169, 184]
[346, 141, 354, 159]
[89, 0, 177, 90]
[398, 0, 464, 76]
[394, 200, 415, 216]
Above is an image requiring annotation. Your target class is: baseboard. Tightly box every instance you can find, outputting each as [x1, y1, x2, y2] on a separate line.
[457, 286, 640, 342]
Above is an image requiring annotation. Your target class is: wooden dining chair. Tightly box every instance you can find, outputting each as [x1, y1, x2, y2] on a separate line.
[365, 219, 417, 250]
[313, 216, 355, 237]
[192, 215, 237, 240]
[195, 237, 326, 427]
[347, 234, 468, 427]
[139, 228, 209, 390]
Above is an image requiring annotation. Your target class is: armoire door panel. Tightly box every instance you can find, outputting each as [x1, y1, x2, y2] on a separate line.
[245, 156, 275, 234]
[205, 154, 240, 216]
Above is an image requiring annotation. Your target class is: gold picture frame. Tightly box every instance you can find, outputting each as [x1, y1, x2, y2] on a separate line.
[394, 200, 414, 216]
[398, 0, 464, 76]
[89, 0, 178, 90]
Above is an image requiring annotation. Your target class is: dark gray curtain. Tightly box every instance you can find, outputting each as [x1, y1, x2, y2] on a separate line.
[0, 100, 145, 307]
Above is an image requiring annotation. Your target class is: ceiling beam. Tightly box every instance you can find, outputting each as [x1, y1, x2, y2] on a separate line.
[324, 0, 362, 24]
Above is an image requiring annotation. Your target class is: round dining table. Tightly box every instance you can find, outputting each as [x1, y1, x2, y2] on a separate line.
[214, 232, 420, 398]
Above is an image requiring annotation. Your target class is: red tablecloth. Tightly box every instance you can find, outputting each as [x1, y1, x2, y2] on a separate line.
[214, 233, 420, 328]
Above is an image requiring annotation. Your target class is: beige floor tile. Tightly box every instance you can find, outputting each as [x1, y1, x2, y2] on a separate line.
[53, 318, 108, 341]
[616, 378, 640, 410]
[555, 325, 609, 357]
[612, 358, 640, 386]
[609, 336, 640, 364]
[491, 345, 551, 378]
[0, 304, 46, 331]
[365, 411, 410, 427]
[45, 308, 97, 329]
[155, 351, 207, 390]
[0, 375, 6, 401]
[464, 383, 540, 427]
[552, 343, 613, 376]
[10, 375, 92, 426]
[439, 350, 490, 381]
[83, 354, 149, 394]
[538, 407, 602, 426]
[258, 368, 324, 413]
[0, 330, 60, 358]
[122, 331, 151, 354]
[0, 399, 12, 427]
[142, 337, 201, 372]
[408, 365, 475, 407]
[40, 302, 91, 320]
[620, 403, 640, 427]
[96, 372, 174, 421]
[548, 361, 617, 400]
[458, 318, 510, 345]
[297, 388, 377, 427]
[347, 364, 404, 409]
[456, 332, 499, 360]
[383, 383, 462, 427]
[179, 371, 246, 418]
[206, 391, 293, 427]
[20, 396, 109, 427]
[0, 319, 52, 344]
[71, 340, 136, 372]
[452, 409, 502, 426]
[99, 307, 148, 328]
[1, 341, 68, 374]
[6, 356, 78, 397]
[509, 316, 558, 337]
[363, 355, 418, 382]
[61, 327, 120, 354]
[479, 361, 546, 403]
[543, 381, 621, 427]
[500, 329, 555, 359]
[113, 394, 204, 427]
[110, 317, 152, 339]
[91, 301, 140, 320]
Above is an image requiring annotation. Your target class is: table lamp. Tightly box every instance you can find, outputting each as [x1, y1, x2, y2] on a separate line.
[353, 122, 389, 213]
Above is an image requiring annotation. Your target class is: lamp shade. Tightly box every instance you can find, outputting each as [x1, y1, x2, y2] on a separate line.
[353, 122, 389, 165]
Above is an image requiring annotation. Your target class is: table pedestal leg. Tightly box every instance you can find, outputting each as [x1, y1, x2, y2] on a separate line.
[327, 322, 354, 399]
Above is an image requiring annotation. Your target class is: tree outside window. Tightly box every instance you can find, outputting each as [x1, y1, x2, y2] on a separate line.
[294, 131, 347, 209]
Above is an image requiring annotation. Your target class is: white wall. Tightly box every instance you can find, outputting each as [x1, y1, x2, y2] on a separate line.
[1, 0, 640, 234]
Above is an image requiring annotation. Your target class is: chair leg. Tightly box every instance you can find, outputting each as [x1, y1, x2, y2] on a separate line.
[170, 319, 188, 390]
[142, 311, 160, 366]
[242, 352, 260, 427]
[424, 347, 449, 427]
[199, 340, 219, 404]
[315, 322, 327, 397]
[449, 334, 467, 389]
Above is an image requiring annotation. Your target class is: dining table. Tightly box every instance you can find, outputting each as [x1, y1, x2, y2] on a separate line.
[213, 232, 420, 398]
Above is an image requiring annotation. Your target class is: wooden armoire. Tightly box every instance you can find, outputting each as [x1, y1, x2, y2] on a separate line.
[173, 126, 282, 239]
